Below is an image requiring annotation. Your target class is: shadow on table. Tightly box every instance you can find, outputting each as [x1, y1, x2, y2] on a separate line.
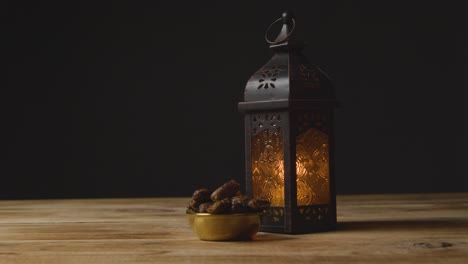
[337, 218, 467, 232]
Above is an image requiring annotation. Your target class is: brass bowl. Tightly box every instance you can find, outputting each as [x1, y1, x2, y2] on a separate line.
[188, 213, 260, 241]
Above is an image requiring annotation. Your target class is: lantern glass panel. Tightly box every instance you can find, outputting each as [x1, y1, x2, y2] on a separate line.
[251, 114, 284, 207]
[296, 112, 330, 206]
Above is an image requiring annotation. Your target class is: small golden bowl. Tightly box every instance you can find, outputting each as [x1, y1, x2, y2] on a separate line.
[188, 213, 260, 241]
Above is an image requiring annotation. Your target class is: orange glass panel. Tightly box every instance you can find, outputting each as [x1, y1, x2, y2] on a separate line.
[296, 128, 330, 205]
[251, 129, 284, 206]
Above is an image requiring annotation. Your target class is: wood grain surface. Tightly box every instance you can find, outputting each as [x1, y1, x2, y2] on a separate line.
[0, 193, 467, 263]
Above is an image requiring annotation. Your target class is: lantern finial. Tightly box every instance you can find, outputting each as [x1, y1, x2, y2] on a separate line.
[265, 11, 300, 49]
[281, 10, 295, 24]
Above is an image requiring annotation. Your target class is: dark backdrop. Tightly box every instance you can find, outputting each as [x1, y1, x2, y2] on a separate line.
[2, 1, 467, 199]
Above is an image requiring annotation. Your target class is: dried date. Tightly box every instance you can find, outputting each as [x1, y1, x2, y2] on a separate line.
[191, 189, 212, 204]
[230, 195, 250, 213]
[207, 198, 231, 214]
[186, 180, 270, 214]
[198, 202, 213, 213]
[210, 180, 240, 201]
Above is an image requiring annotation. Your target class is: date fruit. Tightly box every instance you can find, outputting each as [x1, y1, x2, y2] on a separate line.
[186, 180, 270, 215]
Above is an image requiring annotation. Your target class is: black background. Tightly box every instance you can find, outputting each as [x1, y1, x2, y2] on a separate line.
[2, 1, 467, 199]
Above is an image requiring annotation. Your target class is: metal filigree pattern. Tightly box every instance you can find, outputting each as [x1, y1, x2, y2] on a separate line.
[297, 112, 328, 134]
[261, 207, 285, 225]
[257, 66, 281, 89]
[251, 128, 284, 207]
[298, 64, 321, 88]
[298, 205, 329, 222]
[252, 113, 282, 135]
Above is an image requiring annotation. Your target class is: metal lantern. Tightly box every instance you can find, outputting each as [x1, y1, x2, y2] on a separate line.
[238, 12, 337, 234]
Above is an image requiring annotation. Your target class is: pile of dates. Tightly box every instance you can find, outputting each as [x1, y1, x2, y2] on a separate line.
[186, 180, 270, 214]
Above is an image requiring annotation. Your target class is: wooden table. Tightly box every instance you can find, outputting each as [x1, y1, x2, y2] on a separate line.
[0, 193, 467, 263]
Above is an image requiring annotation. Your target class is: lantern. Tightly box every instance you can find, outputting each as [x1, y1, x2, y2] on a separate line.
[238, 12, 337, 234]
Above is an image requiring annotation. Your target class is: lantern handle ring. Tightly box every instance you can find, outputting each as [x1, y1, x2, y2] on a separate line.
[265, 17, 296, 45]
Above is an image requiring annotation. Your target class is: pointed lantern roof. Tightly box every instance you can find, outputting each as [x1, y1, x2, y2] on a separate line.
[239, 11, 335, 112]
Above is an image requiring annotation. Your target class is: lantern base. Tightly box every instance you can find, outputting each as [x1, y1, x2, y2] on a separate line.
[258, 205, 336, 234]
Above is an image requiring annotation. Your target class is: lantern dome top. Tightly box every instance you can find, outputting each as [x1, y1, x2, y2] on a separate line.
[239, 11, 335, 112]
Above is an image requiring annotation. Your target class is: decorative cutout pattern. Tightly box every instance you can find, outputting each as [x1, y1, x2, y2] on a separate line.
[252, 113, 282, 135]
[260, 207, 285, 225]
[297, 112, 328, 134]
[258, 66, 281, 89]
[298, 205, 329, 222]
[298, 64, 320, 88]
[261, 206, 330, 226]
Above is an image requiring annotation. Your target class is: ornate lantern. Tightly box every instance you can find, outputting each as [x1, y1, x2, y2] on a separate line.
[238, 12, 337, 233]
